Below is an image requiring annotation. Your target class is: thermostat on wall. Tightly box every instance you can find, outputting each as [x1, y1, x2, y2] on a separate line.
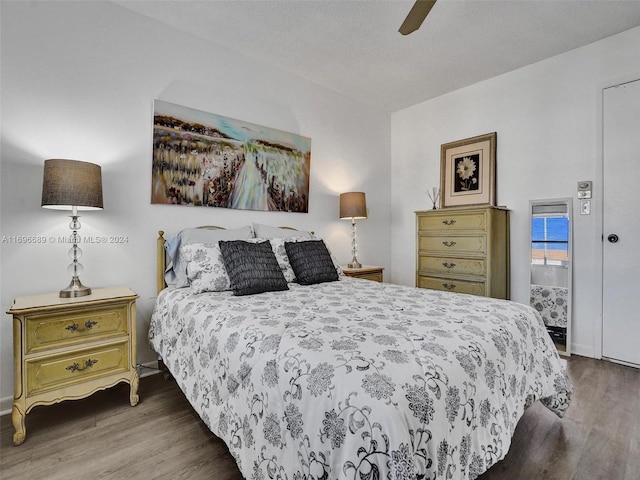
[577, 180, 592, 199]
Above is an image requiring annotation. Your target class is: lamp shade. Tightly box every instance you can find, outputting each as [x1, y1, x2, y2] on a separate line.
[42, 159, 103, 210]
[339, 192, 367, 219]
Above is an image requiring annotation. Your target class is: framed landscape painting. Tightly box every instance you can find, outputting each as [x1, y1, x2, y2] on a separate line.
[151, 100, 311, 213]
[440, 132, 496, 208]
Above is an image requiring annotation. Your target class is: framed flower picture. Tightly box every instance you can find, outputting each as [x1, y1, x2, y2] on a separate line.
[440, 132, 497, 208]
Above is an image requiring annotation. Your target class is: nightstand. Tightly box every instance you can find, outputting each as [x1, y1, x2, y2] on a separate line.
[6, 286, 139, 446]
[341, 265, 384, 282]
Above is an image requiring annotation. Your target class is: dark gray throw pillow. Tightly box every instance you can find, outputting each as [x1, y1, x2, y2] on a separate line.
[285, 240, 339, 285]
[219, 240, 288, 296]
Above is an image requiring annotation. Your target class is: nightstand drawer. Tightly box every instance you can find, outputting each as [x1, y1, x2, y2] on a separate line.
[26, 340, 129, 396]
[418, 235, 486, 255]
[353, 272, 383, 282]
[26, 304, 128, 354]
[417, 275, 486, 296]
[418, 256, 487, 276]
[417, 211, 486, 231]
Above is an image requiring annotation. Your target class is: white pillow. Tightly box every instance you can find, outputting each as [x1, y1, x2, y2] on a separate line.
[181, 243, 231, 293]
[252, 223, 314, 239]
[261, 236, 308, 282]
[164, 226, 253, 288]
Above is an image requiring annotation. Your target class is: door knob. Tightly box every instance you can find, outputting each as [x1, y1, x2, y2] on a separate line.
[607, 234, 619, 243]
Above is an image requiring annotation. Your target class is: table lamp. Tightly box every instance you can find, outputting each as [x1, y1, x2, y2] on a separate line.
[41, 159, 103, 297]
[339, 192, 367, 269]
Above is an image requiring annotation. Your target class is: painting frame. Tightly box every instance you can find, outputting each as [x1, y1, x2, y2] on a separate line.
[151, 100, 311, 213]
[440, 132, 497, 208]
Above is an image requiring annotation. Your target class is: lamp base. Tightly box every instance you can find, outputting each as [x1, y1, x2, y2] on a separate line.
[60, 276, 92, 298]
[347, 260, 362, 269]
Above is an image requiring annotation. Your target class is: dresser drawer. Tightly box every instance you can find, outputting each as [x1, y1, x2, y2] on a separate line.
[418, 256, 487, 277]
[417, 275, 486, 296]
[418, 235, 486, 255]
[417, 211, 486, 232]
[25, 304, 128, 354]
[26, 340, 129, 396]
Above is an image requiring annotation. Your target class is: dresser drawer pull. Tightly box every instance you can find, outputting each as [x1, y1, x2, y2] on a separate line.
[442, 219, 456, 226]
[442, 262, 456, 269]
[65, 320, 98, 333]
[442, 283, 457, 290]
[65, 359, 98, 372]
[442, 241, 457, 247]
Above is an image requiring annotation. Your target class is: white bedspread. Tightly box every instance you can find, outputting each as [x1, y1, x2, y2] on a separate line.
[149, 278, 571, 480]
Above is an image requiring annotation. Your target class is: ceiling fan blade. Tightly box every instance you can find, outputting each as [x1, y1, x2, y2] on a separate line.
[399, 0, 437, 35]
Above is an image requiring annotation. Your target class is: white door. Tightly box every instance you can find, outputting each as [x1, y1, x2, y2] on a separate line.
[602, 79, 640, 366]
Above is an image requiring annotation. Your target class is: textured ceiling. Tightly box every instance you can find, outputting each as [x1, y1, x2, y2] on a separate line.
[113, 0, 640, 112]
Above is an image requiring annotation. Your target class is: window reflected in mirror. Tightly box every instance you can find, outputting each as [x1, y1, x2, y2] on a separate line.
[531, 215, 569, 266]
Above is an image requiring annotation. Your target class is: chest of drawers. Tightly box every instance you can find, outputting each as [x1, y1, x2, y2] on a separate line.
[416, 206, 510, 299]
[7, 286, 139, 445]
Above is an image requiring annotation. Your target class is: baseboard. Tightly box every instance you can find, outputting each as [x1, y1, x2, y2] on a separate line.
[0, 361, 160, 417]
[0, 395, 12, 417]
[571, 342, 595, 359]
[602, 356, 640, 369]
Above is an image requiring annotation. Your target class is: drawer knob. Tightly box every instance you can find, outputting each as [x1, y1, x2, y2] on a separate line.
[442, 219, 456, 226]
[65, 320, 98, 333]
[442, 262, 456, 269]
[65, 359, 98, 372]
[442, 241, 457, 247]
[442, 283, 456, 290]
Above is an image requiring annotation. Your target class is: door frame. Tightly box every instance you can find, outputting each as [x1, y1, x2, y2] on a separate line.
[597, 73, 640, 361]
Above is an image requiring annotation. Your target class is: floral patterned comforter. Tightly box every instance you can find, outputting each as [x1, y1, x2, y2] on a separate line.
[149, 278, 571, 480]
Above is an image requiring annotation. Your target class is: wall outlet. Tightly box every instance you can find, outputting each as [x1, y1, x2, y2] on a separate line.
[580, 199, 591, 215]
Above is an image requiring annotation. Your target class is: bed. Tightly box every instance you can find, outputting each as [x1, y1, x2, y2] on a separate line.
[149, 224, 572, 480]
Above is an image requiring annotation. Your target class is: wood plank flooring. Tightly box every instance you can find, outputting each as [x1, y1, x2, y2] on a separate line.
[1, 355, 638, 480]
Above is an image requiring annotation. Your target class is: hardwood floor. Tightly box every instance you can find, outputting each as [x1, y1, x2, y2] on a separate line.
[1, 355, 638, 480]
[478, 355, 640, 480]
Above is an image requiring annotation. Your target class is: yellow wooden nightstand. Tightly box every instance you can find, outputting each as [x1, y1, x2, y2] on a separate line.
[341, 265, 384, 282]
[6, 286, 139, 446]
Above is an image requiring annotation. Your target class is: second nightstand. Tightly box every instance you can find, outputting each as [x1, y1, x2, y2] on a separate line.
[7, 286, 139, 446]
[341, 265, 384, 282]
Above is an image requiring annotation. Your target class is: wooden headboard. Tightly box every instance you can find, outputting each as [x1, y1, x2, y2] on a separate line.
[156, 226, 304, 294]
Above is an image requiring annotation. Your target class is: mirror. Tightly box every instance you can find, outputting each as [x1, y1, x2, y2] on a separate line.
[529, 198, 572, 356]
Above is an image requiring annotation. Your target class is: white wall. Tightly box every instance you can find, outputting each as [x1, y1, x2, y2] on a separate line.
[3, 1, 639, 413]
[391, 26, 640, 358]
[0, 1, 391, 405]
